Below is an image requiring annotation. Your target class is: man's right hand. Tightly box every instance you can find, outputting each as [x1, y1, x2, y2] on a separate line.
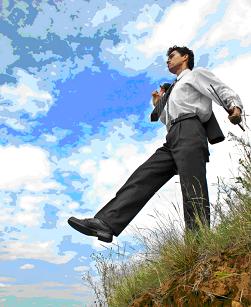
[152, 91, 161, 107]
[228, 106, 242, 125]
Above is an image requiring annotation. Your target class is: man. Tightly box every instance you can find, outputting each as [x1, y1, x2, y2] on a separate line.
[68, 46, 243, 243]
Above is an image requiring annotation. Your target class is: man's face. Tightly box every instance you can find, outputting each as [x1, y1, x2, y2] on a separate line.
[167, 50, 188, 74]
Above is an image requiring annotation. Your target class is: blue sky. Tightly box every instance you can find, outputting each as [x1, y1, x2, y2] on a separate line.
[0, 0, 250, 306]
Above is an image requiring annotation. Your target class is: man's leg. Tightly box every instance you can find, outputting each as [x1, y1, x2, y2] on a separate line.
[95, 145, 177, 236]
[173, 118, 210, 231]
[179, 159, 210, 231]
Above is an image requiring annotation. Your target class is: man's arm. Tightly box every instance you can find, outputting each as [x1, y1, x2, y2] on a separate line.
[193, 68, 243, 125]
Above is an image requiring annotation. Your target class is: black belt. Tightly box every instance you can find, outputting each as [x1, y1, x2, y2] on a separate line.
[170, 113, 198, 126]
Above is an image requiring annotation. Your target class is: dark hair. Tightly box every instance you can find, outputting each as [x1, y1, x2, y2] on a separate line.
[167, 45, 194, 70]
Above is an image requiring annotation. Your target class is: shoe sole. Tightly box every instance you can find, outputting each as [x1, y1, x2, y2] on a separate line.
[68, 217, 113, 243]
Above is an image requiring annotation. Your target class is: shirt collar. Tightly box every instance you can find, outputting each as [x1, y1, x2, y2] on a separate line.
[177, 68, 191, 81]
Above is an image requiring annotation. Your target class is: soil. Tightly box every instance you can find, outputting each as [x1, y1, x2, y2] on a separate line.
[130, 247, 251, 307]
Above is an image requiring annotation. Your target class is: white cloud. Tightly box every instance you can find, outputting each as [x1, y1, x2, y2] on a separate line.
[103, 3, 164, 71]
[0, 281, 91, 302]
[0, 195, 47, 228]
[124, 3, 161, 34]
[212, 52, 251, 123]
[78, 256, 88, 262]
[138, 0, 221, 56]
[103, 0, 225, 72]
[0, 145, 58, 192]
[73, 265, 89, 272]
[215, 47, 229, 59]
[106, 0, 220, 71]
[0, 240, 76, 264]
[80, 159, 97, 175]
[194, 0, 251, 49]
[19, 195, 46, 211]
[43, 134, 58, 143]
[20, 264, 35, 270]
[0, 277, 16, 282]
[96, 158, 125, 186]
[0, 70, 53, 130]
[2, 70, 52, 113]
[0, 283, 10, 288]
[68, 202, 80, 210]
[91, 2, 122, 27]
[80, 147, 92, 154]
[24, 181, 60, 192]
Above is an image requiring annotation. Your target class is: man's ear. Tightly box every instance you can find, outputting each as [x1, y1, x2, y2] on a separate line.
[183, 54, 189, 62]
[182, 54, 189, 67]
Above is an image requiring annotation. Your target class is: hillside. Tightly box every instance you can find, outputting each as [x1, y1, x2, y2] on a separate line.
[131, 247, 251, 306]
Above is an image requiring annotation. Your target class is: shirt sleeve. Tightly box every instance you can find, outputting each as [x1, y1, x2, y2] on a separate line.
[192, 68, 243, 112]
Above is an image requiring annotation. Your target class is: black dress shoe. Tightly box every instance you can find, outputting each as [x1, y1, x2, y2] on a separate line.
[68, 217, 113, 243]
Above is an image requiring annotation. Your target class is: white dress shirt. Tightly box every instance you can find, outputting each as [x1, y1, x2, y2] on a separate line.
[160, 67, 243, 127]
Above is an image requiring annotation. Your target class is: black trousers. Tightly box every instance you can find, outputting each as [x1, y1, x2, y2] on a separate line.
[95, 117, 210, 236]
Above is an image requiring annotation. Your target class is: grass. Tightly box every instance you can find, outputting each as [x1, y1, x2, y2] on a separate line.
[83, 134, 251, 307]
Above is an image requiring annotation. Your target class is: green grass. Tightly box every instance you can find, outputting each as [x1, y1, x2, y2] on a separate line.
[84, 134, 251, 307]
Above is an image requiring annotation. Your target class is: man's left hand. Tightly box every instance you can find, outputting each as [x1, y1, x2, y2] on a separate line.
[228, 106, 242, 125]
[152, 91, 161, 107]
